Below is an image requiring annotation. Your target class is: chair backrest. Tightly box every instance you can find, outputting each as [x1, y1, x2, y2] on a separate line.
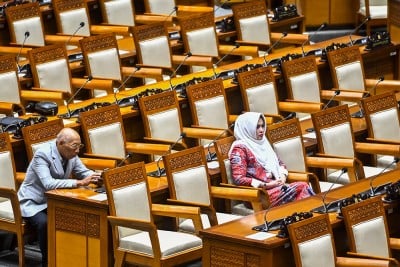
[214, 136, 236, 184]
[0, 55, 22, 106]
[79, 33, 123, 81]
[52, 0, 91, 36]
[5, 2, 45, 46]
[186, 78, 229, 130]
[361, 92, 400, 141]
[237, 66, 280, 116]
[231, 1, 271, 46]
[131, 23, 173, 70]
[327, 46, 366, 92]
[0, 133, 17, 192]
[311, 105, 356, 158]
[103, 162, 153, 239]
[341, 196, 391, 258]
[281, 56, 322, 103]
[287, 214, 337, 267]
[143, 0, 176, 15]
[178, 12, 219, 58]
[21, 119, 64, 162]
[266, 118, 307, 173]
[28, 44, 73, 95]
[164, 146, 213, 208]
[138, 90, 183, 143]
[79, 104, 126, 159]
[359, 0, 387, 17]
[99, 0, 136, 26]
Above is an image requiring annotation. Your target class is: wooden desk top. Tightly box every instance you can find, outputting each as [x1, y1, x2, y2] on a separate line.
[200, 168, 400, 248]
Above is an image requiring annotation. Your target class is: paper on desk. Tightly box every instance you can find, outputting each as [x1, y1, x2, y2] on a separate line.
[119, 50, 129, 55]
[246, 231, 276, 240]
[88, 193, 107, 201]
[303, 132, 316, 139]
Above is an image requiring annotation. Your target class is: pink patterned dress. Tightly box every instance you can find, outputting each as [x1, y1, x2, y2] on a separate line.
[229, 143, 314, 207]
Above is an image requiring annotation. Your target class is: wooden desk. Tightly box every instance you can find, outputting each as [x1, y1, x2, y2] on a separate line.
[200, 169, 400, 267]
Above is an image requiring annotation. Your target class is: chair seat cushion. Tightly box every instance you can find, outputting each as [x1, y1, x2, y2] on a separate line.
[119, 230, 202, 257]
[179, 212, 242, 232]
[0, 200, 14, 221]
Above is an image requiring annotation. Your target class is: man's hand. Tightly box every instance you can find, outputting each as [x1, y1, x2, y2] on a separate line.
[76, 172, 102, 187]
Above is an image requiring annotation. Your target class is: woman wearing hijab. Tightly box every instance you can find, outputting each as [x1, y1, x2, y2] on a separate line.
[229, 112, 314, 207]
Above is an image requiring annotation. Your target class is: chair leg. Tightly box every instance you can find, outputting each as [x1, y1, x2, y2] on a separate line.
[16, 234, 25, 267]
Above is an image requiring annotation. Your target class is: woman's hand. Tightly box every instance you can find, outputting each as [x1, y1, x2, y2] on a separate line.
[259, 179, 284, 189]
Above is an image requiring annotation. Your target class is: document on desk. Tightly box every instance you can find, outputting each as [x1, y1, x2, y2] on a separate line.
[87, 193, 107, 201]
[246, 232, 276, 241]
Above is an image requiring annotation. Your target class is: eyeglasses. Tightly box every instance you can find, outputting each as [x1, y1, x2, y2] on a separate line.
[68, 143, 85, 149]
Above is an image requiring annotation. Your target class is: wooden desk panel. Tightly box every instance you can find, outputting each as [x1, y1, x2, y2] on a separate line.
[200, 169, 400, 267]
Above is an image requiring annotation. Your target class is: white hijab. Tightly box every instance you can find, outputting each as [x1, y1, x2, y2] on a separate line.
[230, 112, 281, 179]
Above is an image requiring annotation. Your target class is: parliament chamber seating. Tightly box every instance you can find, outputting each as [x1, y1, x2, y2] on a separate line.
[357, 0, 388, 36]
[0, 1, 400, 266]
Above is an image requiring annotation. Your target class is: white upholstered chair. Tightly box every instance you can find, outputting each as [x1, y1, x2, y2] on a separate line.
[341, 196, 400, 265]
[357, 0, 387, 35]
[0, 132, 31, 267]
[311, 105, 399, 184]
[99, 0, 136, 27]
[361, 92, 400, 169]
[287, 213, 396, 267]
[103, 161, 203, 267]
[163, 146, 265, 232]
[79, 104, 170, 162]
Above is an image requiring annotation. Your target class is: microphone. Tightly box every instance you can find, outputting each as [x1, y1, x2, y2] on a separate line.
[349, 16, 371, 46]
[149, 132, 186, 177]
[263, 32, 288, 66]
[65, 22, 85, 47]
[117, 152, 134, 167]
[163, 6, 178, 22]
[169, 52, 192, 90]
[369, 157, 399, 196]
[301, 23, 327, 56]
[263, 205, 273, 232]
[213, 43, 240, 79]
[114, 66, 141, 104]
[322, 90, 341, 110]
[206, 123, 235, 162]
[58, 75, 93, 119]
[372, 76, 384, 96]
[16, 31, 30, 73]
[276, 112, 295, 123]
[321, 168, 347, 213]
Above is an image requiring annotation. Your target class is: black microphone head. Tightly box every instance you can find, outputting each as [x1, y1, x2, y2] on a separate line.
[186, 51, 192, 57]
[288, 112, 295, 119]
[87, 75, 93, 81]
[342, 168, 348, 173]
[335, 90, 341, 96]
[174, 6, 178, 11]
[136, 66, 141, 71]
[366, 16, 371, 21]
[180, 132, 187, 138]
[234, 43, 240, 48]
[127, 152, 134, 158]
[282, 32, 288, 37]
[322, 22, 328, 28]
[379, 76, 384, 82]
[80, 22, 85, 27]
[25, 31, 30, 37]
[395, 157, 400, 163]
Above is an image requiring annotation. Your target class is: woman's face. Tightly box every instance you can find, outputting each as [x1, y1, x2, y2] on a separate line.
[256, 117, 265, 140]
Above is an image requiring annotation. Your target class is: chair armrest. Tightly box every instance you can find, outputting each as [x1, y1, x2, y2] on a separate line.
[166, 198, 218, 225]
[80, 157, 117, 170]
[172, 54, 214, 68]
[183, 127, 229, 140]
[16, 172, 25, 189]
[0, 188, 23, 224]
[135, 14, 173, 24]
[219, 44, 259, 58]
[0, 102, 18, 116]
[211, 185, 267, 211]
[279, 100, 323, 113]
[82, 152, 124, 162]
[90, 25, 130, 37]
[176, 5, 213, 13]
[142, 137, 187, 150]
[125, 141, 170, 155]
[108, 216, 155, 232]
[271, 32, 309, 45]
[121, 66, 164, 81]
[337, 256, 397, 267]
[355, 142, 400, 156]
[71, 78, 114, 93]
[21, 90, 65, 106]
[366, 138, 400, 145]
[152, 203, 203, 234]
[45, 35, 83, 46]
[235, 40, 271, 47]
[190, 125, 226, 131]
[390, 237, 400, 250]
[321, 89, 364, 102]
[365, 79, 400, 94]
[0, 46, 31, 56]
[288, 171, 321, 194]
[346, 252, 399, 266]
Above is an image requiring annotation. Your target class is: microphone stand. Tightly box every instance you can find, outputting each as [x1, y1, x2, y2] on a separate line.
[276, 112, 295, 123]
[148, 133, 186, 177]
[58, 75, 93, 119]
[169, 52, 192, 91]
[163, 6, 178, 22]
[263, 32, 287, 66]
[369, 157, 399, 196]
[206, 123, 235, 162]
[65, 22, 85, 48]
[16, 31, 30, 73]
[323, 90, 341, 110]
[301, 23, 327, 56]
[114, 66, 141, 104]
[213, 43, 240, 79]
[349, 16, 371, 46]
[321, 168, 347, 213]
[351, 77, 383, 118]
